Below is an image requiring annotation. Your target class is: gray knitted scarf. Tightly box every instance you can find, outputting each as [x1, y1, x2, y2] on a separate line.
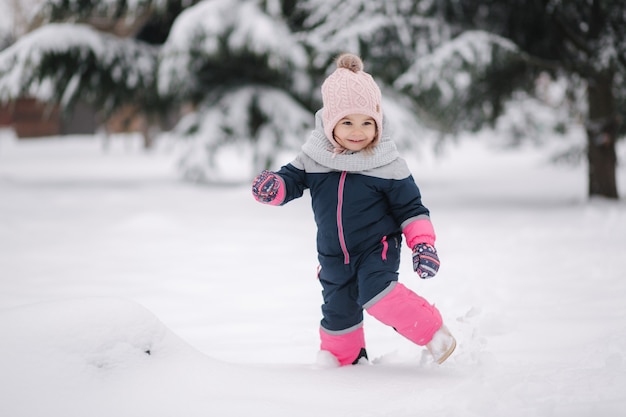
[301, 111, 399, 172]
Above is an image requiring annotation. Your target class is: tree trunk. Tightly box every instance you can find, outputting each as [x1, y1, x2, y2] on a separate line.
[585, 72, 619, 199]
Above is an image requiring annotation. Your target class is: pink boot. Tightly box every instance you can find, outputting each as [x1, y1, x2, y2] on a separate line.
[319, 324, 367, 366]
[366, 282, 443, 346]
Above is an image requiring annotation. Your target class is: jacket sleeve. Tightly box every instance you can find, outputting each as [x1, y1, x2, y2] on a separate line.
[273, 161, 308, 205]
[385, 175, 436, 248]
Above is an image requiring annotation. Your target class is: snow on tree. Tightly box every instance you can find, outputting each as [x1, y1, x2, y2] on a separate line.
[395, 30, 528, 134]
[297, 0, 444, 150]
[0, 0, 203, 148]
[159, 0, 313, 181]
[300, 0, 447, 79]
[172, 86, 312, 182]
[3, 0, 616, 193]
[299, 0, 626, 199]
[0, 23, 157, 114]
[434, 0, 626, 199]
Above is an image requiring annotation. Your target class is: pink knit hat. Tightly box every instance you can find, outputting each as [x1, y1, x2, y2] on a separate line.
[321, 53, 383, 146]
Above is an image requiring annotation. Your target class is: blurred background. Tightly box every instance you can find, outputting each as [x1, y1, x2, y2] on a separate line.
[1, 5, 625, 414]
[0, 0, 624, 198]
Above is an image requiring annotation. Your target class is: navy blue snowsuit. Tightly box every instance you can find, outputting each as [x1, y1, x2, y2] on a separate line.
[274, 148, 431, 333]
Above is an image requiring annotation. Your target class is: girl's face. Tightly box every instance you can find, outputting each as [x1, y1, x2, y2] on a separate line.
[332, 114, 377, 152]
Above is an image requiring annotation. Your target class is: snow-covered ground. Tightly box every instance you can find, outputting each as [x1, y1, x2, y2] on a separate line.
[0, 129, 625, 416]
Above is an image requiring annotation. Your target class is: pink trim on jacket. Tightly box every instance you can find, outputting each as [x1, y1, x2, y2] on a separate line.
[381, 236, 388, 261]
[402, 218, 436, 248]
[336, 171, 349, 264]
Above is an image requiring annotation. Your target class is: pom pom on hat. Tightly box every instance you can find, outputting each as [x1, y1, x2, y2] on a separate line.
[321, 53, 383, 147]
[335, 53, 364, 72]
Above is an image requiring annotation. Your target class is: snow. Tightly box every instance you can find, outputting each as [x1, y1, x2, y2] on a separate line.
[1, 129, 625, 416]
[172, 85, 312, 182]
[159, 0, 309, 98]
[396, 30, 520, 102]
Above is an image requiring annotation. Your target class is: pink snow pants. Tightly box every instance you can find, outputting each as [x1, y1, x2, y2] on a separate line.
[320, 281, 442, 365]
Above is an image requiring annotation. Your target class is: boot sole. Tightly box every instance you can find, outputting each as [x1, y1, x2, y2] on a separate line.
[435, 337, 456, 364]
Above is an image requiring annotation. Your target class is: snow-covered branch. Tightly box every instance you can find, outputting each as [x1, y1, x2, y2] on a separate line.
[0, 23, 157, 113]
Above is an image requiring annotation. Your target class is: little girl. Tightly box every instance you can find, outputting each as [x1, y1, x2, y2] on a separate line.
[252, 53, 456, 365]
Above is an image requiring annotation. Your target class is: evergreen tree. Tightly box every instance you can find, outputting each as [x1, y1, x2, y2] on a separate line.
[0, 0, 199, 148]
[433, 0, 626, 199]
[158, 0, 314, 181]
[30, 0, 200, 36]
[302, 0, 624, 198]
[0, 23, 158, 119]
[395, 30, 531, 134]
[5, 0, 620, 196]
[301, 0, 446, 82]
[298, 0, 448, 149]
